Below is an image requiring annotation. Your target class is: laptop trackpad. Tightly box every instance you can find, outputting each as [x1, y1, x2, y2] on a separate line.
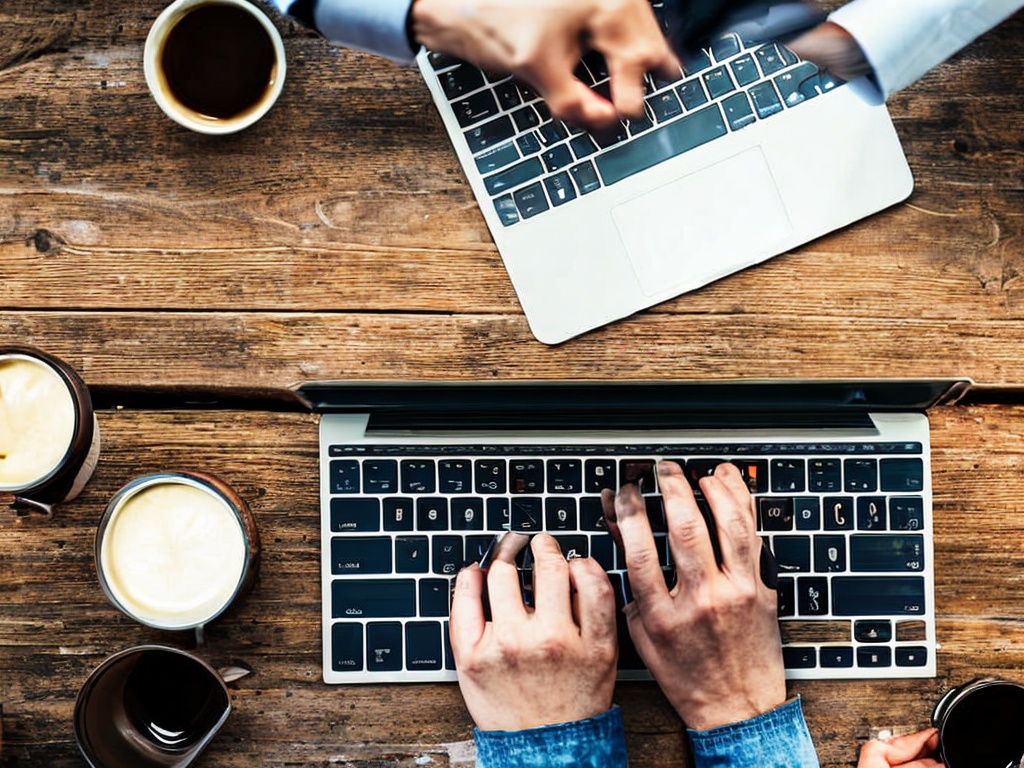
[611, 147, 792, 297]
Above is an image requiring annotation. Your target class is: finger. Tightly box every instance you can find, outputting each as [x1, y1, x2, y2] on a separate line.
[614, 483, 670, 607]
[568, 557, 617, 647]
[884, 728, 941, 761]
[485, 558, 530, 621]
[526, 62, 619, 128]
[449, 564, 487, 657]
[600, 488, 624, 550]
[605, 59, 647, 119]
[530, 533, 573, 619]
[698, 463, 758, 578]
[657, 460, 717, 588]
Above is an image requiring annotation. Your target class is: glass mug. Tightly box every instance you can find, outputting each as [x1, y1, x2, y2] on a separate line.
[931, 678, 1024, 768]
[74, 645, 230, 768]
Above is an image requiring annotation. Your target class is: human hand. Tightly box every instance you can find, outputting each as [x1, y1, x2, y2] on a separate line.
[858, 728, 943, 768]
[409, 0, 681, 129]
[787, 21, 872, 83]
[601, 461, 786, 731]
[449, 532, 618, 731]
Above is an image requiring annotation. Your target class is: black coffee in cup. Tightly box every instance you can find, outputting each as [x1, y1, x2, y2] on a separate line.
[932, 678, 1024, 768]
[160, 4, 275, 120]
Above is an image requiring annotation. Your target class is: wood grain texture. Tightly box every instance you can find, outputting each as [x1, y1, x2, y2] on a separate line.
[2, 405, 1024, 767]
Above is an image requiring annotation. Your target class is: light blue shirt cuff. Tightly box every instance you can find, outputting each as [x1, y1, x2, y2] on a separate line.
[473, 707, 628, 768]
[688, 697, 820, 768]
[267, 0, 417, 63]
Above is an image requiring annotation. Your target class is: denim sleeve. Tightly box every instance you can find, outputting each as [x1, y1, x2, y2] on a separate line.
[687, 697, 820, 768]
[473, 707, 627, 768]
[265, 0, 417, 63]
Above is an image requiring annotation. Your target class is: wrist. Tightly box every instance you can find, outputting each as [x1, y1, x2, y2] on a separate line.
[673, 686, 788, 732]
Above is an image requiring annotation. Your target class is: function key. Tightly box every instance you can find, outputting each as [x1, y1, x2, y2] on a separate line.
[401, 460, 436, 494]
[880, 458, 924, 491]
[363, 460, 398, 494]
[771, 459, 805, 492]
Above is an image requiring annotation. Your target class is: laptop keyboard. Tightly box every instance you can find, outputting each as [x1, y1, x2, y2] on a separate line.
[324, 440, 933, 682]
[423, 3, 841, 228]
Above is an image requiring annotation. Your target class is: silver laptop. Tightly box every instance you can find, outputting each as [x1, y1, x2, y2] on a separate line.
[416, 22, 912, 344]
[298, 379, 971, 684]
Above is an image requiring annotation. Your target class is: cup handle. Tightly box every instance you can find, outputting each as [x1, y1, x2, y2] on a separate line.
[13, 496, 54, 516]
[931, 683, 964, 727]
[195, 623, 206, 646]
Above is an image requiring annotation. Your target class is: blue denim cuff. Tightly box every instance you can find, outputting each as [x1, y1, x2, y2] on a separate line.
[688, 697, 820, 768]
[474, 706, 627, 768]
[266, 0, 417, 63]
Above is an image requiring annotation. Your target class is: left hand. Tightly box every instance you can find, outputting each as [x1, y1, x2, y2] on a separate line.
[449, 533, 619, 731]
[857, 728, 943, 768]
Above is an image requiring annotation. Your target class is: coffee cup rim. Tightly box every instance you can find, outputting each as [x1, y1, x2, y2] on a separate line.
[95, 472, 258, 631]
[74, 644, 231, 768]
[143, 0, 287, 135]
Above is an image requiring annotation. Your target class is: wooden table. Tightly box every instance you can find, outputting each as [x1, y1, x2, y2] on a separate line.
[1, 2, 1022, 766]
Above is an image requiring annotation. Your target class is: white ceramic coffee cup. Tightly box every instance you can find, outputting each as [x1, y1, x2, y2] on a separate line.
[144, 0, 286, 134]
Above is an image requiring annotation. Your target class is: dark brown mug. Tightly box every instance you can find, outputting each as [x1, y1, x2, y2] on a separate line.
[0, 345, 100, 515]
[74, 645, 231, 768]
[931, 678, 1024, 768]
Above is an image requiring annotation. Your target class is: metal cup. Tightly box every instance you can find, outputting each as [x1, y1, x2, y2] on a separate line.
[932, 678, 1024, 768]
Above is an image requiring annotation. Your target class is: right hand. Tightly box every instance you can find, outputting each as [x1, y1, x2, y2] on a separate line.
[601, 461, 787, 731]
[787, 21, 872, 83]
[858, 728, 944, 768]
[409, 0, 681, 129]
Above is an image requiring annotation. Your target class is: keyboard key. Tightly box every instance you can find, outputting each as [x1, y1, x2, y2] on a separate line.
[733, 459, 768, 493]
[475, 141, 520, 175]
[782, 646, 817, 669]
[466, 535, 494, 564]
[420, 579, 451, 618]
[808, 458, 841, 492]
[330, 460, 360, 494]
[748, 81, 783, 118]
[771, 536, 810, 572]
[486, 497, 510, 530]
[685, 459, 724, 488]
[331, 622, 363, 672]
[794, 497, 821, 530]
[832, 576, 925, 616]
[395, 536, 429, 573]
[682, 48, 712, 74]
[677, 78, 708, 109]
[722, 92, 755, 130]
[511, 105, 541, 131]
[383, 497, 414, 531]
[511, 497, 543, 532]
[516, 131, 542, 156]
[453, 89, 500, 127]
[546, 497, 577, 530]
[711, 33, 741, 61]
[820, 647, 854, 668]
[845, 459, 877, 492]
[451, 497, 484, 530]
[494, 78, 522, 109]
[771, 459, 805, 492]
[585, 459, 617, 492]
[552, 534, 589, 560]
[544, 171, 577, 206]
[417, 498, 448, 530]
[646, 496, 667, 533]
[331, 536, 391, 575]
[797, 577, 828, 616]
[406, 622, 444, 671]
[880, 458, 924, 491]
[759, 497, 794, 531]
[331, 498, 380, 532]
[538, 121, 570, 145]
[582, 50, 610, 80]
[569, 133, 599, 159]
[464, 115, 516, 153]
[332, 578, 416, 619]
[702, 66, 735, 99]
[896, 646, 929, 667]
[401, 460, 436, 494]
[774, 61, 819, 107]
[476, 460, 507, 494]
[890, 497, 925, 531]
[854, 620, 892, 643]
[433, 535, 464, 575]
[595, 104, 727, 186]
[856, 497, 887, 530]
[366, 622, 403, 672]
[814, 535, 846, 573]
[647, 91, 682, 122]
[439, 459, 473, 493]
[626, 110, 654, 135]
[513, 182, 549, 219]
[547, 459, 582, 493]
[510, 459, 544, 493]
[440, 64, 486, 99]
[823, 497, 854, 530]
[483, 158, 544, 196]
[777, 577, 795, 616]
[493, 194, 519, 227]
[590, 534, 616, 570]
[729, 54, 759, 86]
[444, 620, 456, 670]
[620, 460, 657, 493]
[592, 121, 628, 148]
[580, 497, 608, 531]
[850, 534, 925, 572]
[754, 43, 788, 75]
[569, 161, 602, 194]
[363, 460, 398, 493]
[428, 51, 462, 70]
[856, 646, 892, 668]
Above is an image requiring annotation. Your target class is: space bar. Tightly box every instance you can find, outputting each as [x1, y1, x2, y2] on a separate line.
[596, 105, 728, 186]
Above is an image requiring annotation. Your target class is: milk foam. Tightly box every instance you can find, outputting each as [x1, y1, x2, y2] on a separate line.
[0, 356, 76, 489]
[100, 481, 247, 628]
